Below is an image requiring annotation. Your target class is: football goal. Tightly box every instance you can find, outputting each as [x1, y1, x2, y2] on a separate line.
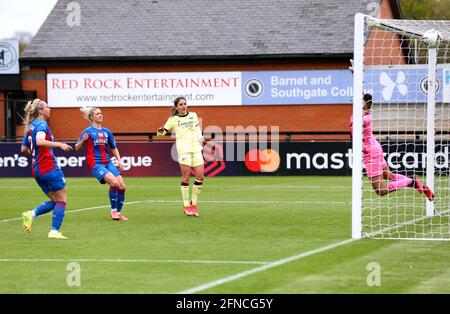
[352, 13, 450, 240]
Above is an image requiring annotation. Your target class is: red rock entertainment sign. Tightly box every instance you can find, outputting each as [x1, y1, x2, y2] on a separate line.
[47, 72, 242, 107]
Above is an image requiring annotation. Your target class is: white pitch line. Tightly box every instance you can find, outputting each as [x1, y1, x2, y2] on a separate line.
[0, 217, 22, 223]
[0, 258, 269, 265]
[138, 200, 349, 205]
[0, 199, 349, 224]
[177, 206, 450, 294]
[365, 208, 450, 240]
[177, 238, 356, 294]
[0, 185, 351, 189]
[0, 202, 144, 224]
[225, 185, 350, 189]
[0, 204, 111, 224]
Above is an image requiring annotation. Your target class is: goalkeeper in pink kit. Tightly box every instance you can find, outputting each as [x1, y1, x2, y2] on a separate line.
[351, 93, 434, 201]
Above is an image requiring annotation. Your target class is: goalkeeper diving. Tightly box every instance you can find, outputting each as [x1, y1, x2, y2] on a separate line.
[350, 93, 435, 201]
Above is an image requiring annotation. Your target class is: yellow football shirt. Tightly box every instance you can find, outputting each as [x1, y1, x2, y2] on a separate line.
[163, 112, 203, 154]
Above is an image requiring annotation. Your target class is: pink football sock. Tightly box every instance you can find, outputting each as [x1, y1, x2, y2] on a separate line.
[392, 173, 408, 181]
[388, 174, 413, 191]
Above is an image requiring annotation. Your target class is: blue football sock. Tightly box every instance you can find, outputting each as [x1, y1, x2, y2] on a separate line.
[51, 201, 66, 231]
[34, 200, 55, 217]
[117, 189, 125, 213]
[109, 187, 118, 210]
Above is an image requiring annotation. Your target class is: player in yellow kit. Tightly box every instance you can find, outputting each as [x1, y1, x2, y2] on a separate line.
[157, 96, 205, 217]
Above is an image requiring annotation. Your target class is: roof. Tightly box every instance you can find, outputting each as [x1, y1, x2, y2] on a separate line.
[22, 0, 400, 61]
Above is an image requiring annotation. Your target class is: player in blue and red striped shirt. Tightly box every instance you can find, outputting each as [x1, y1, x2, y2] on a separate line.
[75, 107, 128, 221]
[20, 99, 73, 239]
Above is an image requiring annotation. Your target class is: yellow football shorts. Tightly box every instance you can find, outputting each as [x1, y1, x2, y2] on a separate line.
[178, 151, 204, 167]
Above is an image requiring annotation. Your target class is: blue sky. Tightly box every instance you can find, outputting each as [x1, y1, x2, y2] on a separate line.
[0, 0, 58, 39]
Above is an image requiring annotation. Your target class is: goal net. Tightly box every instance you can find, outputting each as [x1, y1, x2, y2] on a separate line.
[352, 14, 450, 240]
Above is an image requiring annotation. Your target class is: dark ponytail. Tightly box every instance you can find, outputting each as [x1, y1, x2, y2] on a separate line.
[171, 96, 187, 116]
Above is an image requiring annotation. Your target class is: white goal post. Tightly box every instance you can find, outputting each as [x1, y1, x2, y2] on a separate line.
[352, 13, 450, 240]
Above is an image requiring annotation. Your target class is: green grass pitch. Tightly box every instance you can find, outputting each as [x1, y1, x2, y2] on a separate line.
[0, 176, 449, 293]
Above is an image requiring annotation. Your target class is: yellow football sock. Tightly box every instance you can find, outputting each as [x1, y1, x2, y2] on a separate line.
[191, 180, 203, 205]
[181, 185, 190, 207]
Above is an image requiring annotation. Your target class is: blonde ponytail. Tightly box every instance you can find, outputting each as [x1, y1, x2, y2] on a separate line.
[23, 99, 44, 131]
[80, 106, 98, 123]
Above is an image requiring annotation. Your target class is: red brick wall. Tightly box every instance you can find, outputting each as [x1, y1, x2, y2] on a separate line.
[50, 104, 352, 141]
[21, 60, 352, 141]
[365, 0, 407, 66]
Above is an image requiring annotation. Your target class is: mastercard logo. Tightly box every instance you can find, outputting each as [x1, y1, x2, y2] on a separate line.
[244, 149, 281, 172]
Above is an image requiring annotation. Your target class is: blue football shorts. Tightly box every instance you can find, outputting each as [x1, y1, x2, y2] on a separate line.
[35, 168, 66, 195]
[91, 163, 121, 184]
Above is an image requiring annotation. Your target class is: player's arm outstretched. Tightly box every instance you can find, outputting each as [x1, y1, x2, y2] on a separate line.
[157, 117, 174, 137]
[35, 130, 72, 152]
[36, 138, 72, 152]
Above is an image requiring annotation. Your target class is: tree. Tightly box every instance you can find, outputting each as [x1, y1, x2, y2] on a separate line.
[400, 0, 450, 20]
[13, 31, 33, 55]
